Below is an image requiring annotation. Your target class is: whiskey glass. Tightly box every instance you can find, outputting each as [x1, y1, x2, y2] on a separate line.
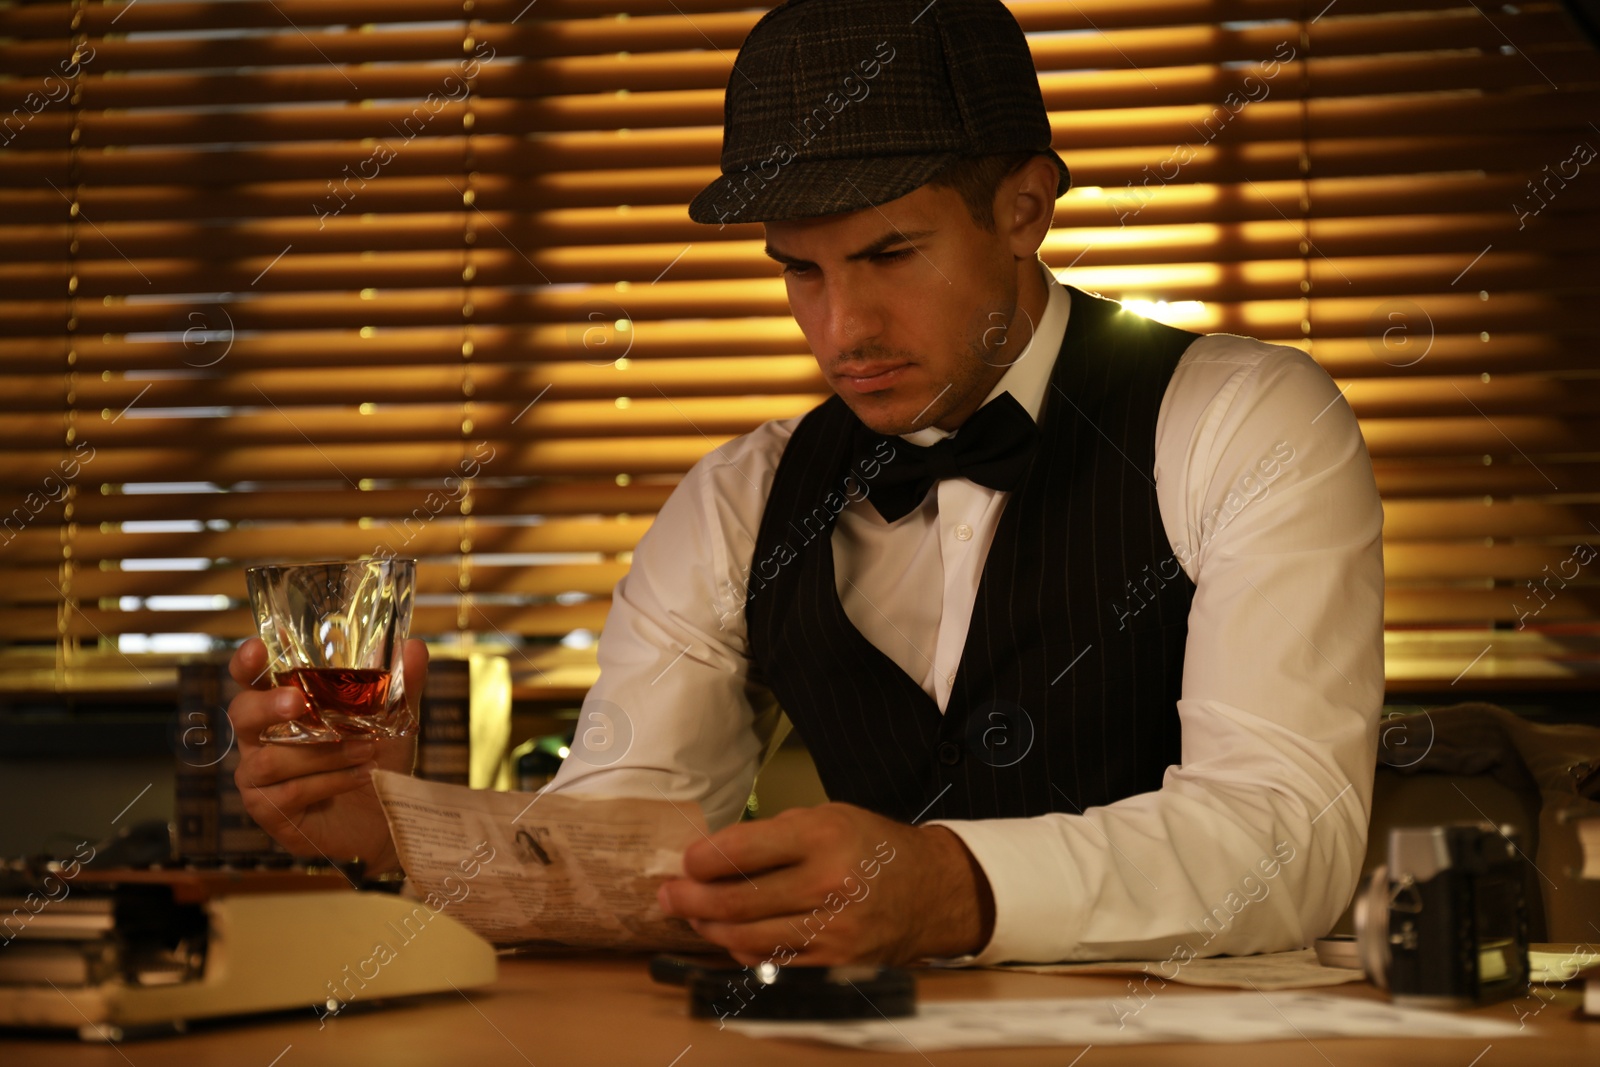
[244, 559, 416, 744]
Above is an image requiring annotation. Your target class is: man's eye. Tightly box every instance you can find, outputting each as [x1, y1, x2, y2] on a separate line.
[781, 263, 812, 277]
[875, 249, 913, 263]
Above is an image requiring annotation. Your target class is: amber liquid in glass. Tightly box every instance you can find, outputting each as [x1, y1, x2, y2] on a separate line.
[274, 667, 393, 738]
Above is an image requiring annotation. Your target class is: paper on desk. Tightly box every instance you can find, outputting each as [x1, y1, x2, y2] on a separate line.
[728, 991, 1524, 1051]
[994, 947, 1363, 990]
[371, 770, 710, 952]
[993, 946, 1597, 990]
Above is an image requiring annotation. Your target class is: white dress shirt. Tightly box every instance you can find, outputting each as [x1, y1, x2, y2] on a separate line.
[546, 259, 1385, 964]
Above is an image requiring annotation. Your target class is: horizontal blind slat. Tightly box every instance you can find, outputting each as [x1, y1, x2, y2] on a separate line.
[0, 0, 1486, 39]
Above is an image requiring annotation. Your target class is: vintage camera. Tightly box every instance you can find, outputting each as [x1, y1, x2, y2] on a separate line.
[1352, 822, 1530, 1007]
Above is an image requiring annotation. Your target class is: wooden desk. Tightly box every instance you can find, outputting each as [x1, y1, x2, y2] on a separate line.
[3, 955, 1596, 1066]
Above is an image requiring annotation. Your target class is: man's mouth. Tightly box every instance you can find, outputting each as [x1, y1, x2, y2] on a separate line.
[835, 362, 912, 393]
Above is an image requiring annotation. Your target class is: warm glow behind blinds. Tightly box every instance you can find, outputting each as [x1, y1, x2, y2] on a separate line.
[1, 0, 1598, 670]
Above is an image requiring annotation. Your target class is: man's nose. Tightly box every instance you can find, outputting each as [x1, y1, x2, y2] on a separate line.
[817, 276, 883, 357]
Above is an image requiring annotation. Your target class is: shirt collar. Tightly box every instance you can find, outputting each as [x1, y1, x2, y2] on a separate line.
[902, 259, 1069, 446]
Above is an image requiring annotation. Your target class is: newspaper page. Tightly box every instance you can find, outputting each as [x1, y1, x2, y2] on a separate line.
[371, 769, 710, 951]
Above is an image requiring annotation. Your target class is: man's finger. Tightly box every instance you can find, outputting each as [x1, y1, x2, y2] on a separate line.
[226, 685, 311, 741]
[682, 818, 807, 882]
[237, 740, 377, 790]
[400, 639, 429, 715]
[660, 862, 815, 925]
[240, 764, 376, 835]
[229, 637, 269, 689]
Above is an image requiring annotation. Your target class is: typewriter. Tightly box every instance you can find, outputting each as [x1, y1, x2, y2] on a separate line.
[0, 848, 495, 1041]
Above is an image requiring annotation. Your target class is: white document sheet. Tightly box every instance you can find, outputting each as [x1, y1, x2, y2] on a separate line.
[995, 945, 1597, 990]
[729, 991, 1524, 1051]
[994, 947, 1364, 990]
[372, 770, 711, 951]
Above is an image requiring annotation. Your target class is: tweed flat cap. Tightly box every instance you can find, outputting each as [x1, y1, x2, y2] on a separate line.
[688, 0, 1070, 226]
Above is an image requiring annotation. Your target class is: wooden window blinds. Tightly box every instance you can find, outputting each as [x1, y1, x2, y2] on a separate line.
[1, 0, 1598, 685]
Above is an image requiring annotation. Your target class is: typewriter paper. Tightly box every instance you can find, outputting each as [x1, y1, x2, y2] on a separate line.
[729, 991, 1524, 1051]
[372, 770, 709, 951]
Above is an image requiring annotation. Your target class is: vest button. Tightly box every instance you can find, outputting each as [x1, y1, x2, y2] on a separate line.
[953, 522, 973, 542]
[937, 741, 963, 766]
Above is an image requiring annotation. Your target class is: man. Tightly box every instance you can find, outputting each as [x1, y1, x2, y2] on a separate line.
[228, 0, 1382, 967]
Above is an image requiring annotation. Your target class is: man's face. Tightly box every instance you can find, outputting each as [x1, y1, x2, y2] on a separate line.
[763, 182, 1031, 436]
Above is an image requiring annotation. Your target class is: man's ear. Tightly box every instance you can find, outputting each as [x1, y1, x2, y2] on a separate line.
[999, 155, 1060, 260]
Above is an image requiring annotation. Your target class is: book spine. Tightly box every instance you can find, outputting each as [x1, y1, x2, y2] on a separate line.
[415, 658, 471, 786]
[173, 663, 222, 864]
[211, 665, 288, 864]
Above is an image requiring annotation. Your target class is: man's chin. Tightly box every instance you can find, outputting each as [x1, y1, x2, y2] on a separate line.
[836, 391, 928, 437]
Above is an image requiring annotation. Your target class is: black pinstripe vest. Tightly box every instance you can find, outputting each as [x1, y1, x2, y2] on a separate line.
[744, 287, 1200, 824]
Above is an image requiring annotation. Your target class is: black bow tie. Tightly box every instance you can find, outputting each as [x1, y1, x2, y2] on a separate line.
[860, 391, 1040, 523]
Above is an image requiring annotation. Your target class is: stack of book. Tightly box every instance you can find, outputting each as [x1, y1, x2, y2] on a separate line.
[414, 657, 471, 786]
[0, 877, 114, 988]
[174, 661, 286, 865]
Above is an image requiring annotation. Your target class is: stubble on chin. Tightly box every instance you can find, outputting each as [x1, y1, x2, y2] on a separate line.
[844, 365, 998, 437]
[844, 397, 921, 438]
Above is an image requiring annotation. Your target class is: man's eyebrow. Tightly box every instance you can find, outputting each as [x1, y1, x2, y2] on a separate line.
[842, 228, 936, 260]
[762, 244, 810, 267]
[763, 228, 937, 267]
